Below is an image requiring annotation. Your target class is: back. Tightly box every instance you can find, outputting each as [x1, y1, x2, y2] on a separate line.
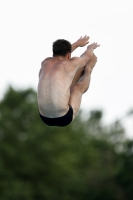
[37, 58, 75, 117]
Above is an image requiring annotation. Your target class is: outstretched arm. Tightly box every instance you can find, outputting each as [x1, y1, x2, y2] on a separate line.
[71, 35, 90, 52]
[70, 42, 100, 71]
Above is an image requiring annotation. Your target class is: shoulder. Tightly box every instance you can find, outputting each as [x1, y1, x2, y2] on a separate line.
[70, 56, 83, 62]
[44, 57, 52, 61]
[62, 57, 82, 74]
[41, 57, 52, 66]
[70, 56, 85, 67]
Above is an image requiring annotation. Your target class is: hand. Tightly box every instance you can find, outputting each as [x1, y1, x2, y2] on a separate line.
[76, 35, 90, 47]
[87, 42, 100, 50]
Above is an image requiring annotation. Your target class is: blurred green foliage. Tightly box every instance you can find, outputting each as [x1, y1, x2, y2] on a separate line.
[0, 86, 133, 200]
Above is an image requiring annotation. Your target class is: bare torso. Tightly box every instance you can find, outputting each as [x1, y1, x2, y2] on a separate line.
[37, 57, 76, 117]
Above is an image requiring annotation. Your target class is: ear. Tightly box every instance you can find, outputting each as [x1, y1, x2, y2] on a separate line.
[67, 53, 71, 59]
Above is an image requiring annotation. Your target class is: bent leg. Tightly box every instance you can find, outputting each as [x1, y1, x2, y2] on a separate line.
[69, 54, 97, 120]
[70, 67, 85, 88]
[69, 69, 91, 120]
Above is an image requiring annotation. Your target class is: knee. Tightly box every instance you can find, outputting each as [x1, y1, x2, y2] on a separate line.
[71, 82, 85, 94]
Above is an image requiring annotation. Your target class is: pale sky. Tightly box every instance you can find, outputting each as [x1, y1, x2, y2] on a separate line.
[0, 0, 133, 138]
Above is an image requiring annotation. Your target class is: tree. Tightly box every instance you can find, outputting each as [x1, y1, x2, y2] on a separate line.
[0, 86, 132, 200]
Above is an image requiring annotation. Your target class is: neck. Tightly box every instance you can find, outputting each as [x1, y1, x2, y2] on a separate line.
[53, 56, 65, 59]
[53, 54, 69, 60]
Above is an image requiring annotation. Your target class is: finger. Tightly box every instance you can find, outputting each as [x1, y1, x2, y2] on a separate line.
[78, 36, 82, 40]
[96, 43, 100, 47]
[84, 35, 88, 38]
[86, 36, 90, 40]
[94, 44, 100, 49]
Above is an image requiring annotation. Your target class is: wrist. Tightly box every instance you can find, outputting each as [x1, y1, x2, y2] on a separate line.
[71, 42, 79, 52]
[74, 41, 79, 48]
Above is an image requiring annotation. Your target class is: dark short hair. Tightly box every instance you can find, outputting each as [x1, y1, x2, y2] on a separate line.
[52, 39, 72, 57]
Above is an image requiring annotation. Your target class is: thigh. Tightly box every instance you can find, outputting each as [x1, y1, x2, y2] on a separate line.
[70, 67, 85, 88]
[69, 85, 83, 119]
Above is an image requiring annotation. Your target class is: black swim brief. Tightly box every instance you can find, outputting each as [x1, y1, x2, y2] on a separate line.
[39, 105, 73, 127]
